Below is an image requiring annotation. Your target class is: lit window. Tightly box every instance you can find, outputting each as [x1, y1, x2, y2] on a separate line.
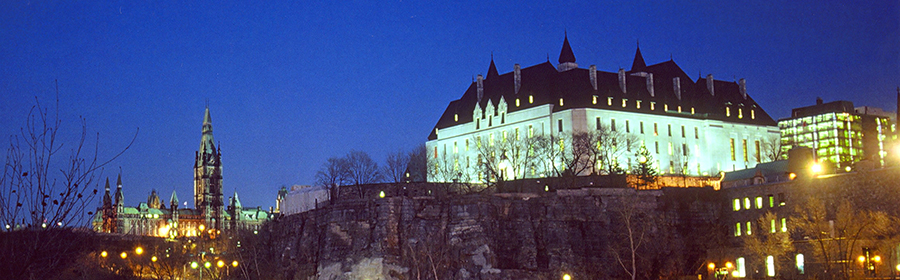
[742, 139, 748, 162]
[465, 139, 469, 151]
[528, 125, 534, 138]
[746, 221, 752, 235]
[453, 142, 458, 153]
[796, 254, 805, 274]
[730, 139, 736, 161]
[515, 98, 520, 107]
[681, 126, 685, 138]
[664, 104, 669, 111]
[489, 133, 494, 146]
[738, 108, 743, 119]
[781, 218, 787, 232]
[622, 99, 627, 107]
[655, 142, 659, 154]
[770, 219, 776, 233]
[668, 142, 673, 155]
[653, 123, 658, 136]
[592, 95, 597, 104]
[743, 197, 750, 209]
[766, 255, 775, 277]
[650, 102, 656, 110]
[636, 100, 641, 109]
[726, 107, 731, 117]
[529, 95, 533, 104]
[608, 97, 613, 106]
[691, 107, 695, 114]
[736, 258, 746, 277]
[735, 223, 741, 236]
[677, 105, 682, 113]
[755, 140, 761, 162]
[733, 199, 740, 211]
[751, 109, 756, 119]
[667, 124, 672, 136]
[515, 128, 520, 140]
[502, 131, 507, 142]
[768, 195, 774, 207]
[559, 98, 564, 106]
[454, 114, 458, 122]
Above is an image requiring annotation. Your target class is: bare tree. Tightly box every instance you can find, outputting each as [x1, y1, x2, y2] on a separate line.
[382, 149, 409, 184]
[755, 136, 784, 163]
[610, 194, 656, 280]
[345, 150, 382, 198]
[0, 91, 136, 279]
[671, 145, 691, 187]
[406, 144, 427, 183]
[743, 211, 795, 277]
[314, 156, 349, 202]
[595, 125, 639, 175]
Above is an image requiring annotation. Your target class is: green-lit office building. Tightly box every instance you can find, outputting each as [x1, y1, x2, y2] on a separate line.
[779, 98, 894, 170]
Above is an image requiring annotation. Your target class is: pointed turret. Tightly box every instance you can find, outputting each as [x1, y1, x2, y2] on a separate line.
[486, 55, 499, 80]
[170, 190, 179, 207]
[231, 191, 242, 209]
[631, 44, 647, 72]
[194, 106, 224, 231]
[557, 33, 578, 72]
[148, 189, 161, 209]
[102, 178, 112, 208]
[114, 174, 124, 209]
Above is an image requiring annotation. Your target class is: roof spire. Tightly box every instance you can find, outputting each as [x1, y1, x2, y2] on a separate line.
[558, 33, 576, 64]
[487, 53, 499, 79]
[116, 173, 122, 186]
[631, 42, 647, 72]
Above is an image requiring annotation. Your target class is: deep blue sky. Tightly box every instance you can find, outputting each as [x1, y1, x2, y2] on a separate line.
[1, 1, 897, 209]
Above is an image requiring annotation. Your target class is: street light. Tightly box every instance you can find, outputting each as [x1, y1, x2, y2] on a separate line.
[190, 261, 199, 269]
[562, 273, 572, 280]
[810, 162, 822, 174]
[100, 251, 108, 258]
[135, 246, 144, 255]
[217, 260, 225, 268]
[232, 260, 239, 267]
[151, 256, 158, 262]
[120, 252, 128, 259]
[708, 263, 715, 270]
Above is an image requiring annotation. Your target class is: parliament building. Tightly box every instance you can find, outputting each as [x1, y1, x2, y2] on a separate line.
[92, 108, 271, 237]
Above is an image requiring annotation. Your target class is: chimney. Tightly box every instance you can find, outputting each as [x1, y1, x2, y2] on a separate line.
[673, 77, 681, 100]
[618, 68, 627, 94]
[816, 97, 823, 105]
[706, 74, 714, 96]
[589, 65, 597, 90]
[739, 78, 747, 100]
[646, 73, 654, 97]
[514, 64, 521, 94]
[477, 74, 484, 102]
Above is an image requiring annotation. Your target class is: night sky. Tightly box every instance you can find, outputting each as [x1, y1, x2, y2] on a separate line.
[1, 1, 897, 210]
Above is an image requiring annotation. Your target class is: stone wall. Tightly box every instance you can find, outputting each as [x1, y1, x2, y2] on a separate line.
[257, 186, 722, 280]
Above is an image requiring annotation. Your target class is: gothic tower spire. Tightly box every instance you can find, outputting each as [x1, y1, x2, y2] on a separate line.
[557, 33, 578, 72]
[194, 106, 224, 233]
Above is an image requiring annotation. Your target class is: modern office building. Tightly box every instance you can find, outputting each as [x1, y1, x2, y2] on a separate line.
[778, 98, 894, 170]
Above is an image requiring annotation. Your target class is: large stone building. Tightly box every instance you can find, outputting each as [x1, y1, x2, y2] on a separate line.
[426, 35, 779, 184]
[92, 108, 271, 237]
[778, 98, 895, 171]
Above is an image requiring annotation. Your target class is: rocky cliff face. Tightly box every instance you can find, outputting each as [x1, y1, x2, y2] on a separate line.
[256, 187, 722, 280]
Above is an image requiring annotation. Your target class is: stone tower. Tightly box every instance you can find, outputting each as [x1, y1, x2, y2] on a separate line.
[194, 107, 224, 232]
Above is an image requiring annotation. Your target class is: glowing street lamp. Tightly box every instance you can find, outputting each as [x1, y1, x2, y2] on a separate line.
[708, 263, 715, 270]
[151, 256, 158, 262]
[204, 261, 211, 268]
[562, 273, 572, 280]
[379, 190, 385, 198]
[810, 162, 823, 174]
[859, 255, 867, 263]
[120, 252, 128, 259]
[725, 262, 733, 269]
[135, 246, 144, 255]
[217, 260, 225, 268]
[232, 260, 239, 267]
[100, 251, 108, 258]
[190, 261, 199, 269]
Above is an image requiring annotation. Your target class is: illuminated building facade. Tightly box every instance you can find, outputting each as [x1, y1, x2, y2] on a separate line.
[92, 108, 271, 237]
[778, 99, 894, 170]
[426, 35, 779, 183]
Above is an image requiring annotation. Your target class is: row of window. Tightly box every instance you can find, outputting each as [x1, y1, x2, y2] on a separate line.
[734, 218, 787, 236]
[596, 117, 700, 139]
[733, 194, 785, 211]
[729, 138, 764, 163]
[728, 254, 804, 278]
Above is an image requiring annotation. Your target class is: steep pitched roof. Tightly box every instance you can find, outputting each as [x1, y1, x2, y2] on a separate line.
[428, 38, 777, 140]
[558, 34, 576, 64]
[631, 45, 647, 72]
[487, 56, 499, 79]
